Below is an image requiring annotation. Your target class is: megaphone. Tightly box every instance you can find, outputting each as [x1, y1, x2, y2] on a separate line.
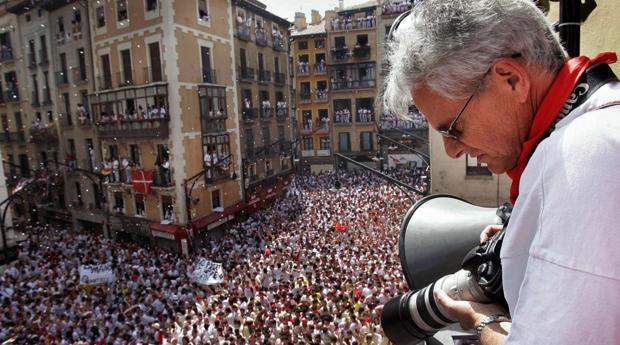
[382, 194, 511, 345]
[399, 194, 504, 289]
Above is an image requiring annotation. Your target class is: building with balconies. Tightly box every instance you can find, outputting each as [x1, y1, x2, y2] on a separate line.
[0, 5, 29, 207]
[325, 2, 379, 167]
[291, 10, 332, 173]
[232, 0, 294, 205]
[87, 0, 245, 250]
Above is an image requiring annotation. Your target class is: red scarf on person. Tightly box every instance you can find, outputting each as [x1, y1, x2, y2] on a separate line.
[506, 52, 618, 204]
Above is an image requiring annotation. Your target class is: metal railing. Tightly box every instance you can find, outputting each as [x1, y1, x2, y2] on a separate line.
[97, 75, 113, 90]
[239, 66, 255, 81]
[353, 45, 371, 59]
[332, 79, 376, 90]
[38, 49, 49, 66]
[116, 71, 134, 87]
[201, 69, 217, 84]
[274, 72, 285, 84]
[242, 107, 257, 122]
[56, 71, 69, 85]
[330, 47, 350, 61]
[237, 23, 251, 40]
[257, 69, 271, 82]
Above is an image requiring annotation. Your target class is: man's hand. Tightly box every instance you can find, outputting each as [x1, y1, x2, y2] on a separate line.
[480, 225, 504, 244]
[434, 290, 507, 330]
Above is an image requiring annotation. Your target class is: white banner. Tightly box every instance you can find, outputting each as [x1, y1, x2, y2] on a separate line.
[79, 263, 115, 285]
[191, 258, 225, 285]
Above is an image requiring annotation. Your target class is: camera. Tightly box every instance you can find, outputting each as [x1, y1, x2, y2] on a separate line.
[381, 195, 511, 344]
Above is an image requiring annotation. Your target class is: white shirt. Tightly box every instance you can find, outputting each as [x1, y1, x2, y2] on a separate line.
[502, 81, 620, 344]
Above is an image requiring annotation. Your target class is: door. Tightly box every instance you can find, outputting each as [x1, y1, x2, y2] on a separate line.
[101, 54, 111, 88]
[149, 42, 162, 82]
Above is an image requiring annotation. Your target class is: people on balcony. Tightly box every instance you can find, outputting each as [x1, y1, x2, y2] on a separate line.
[159, 157, 171, 186]
[330, 13, 375, 31]
[318, 115, 330, 129]
[0, 44, 12, 60]
[112, 157, 120, 183]
[379, 111, 429, 130]
[357, 107, 374, 122]
[272, 28, 283, 48]
[383, 1, 413, 15]
[335, 109, 352, 123]
[303, 117, 312, 130]
[261, 99, 272, 118]
[65, 152, 77, 169]
[121, 157, 132, 183]
[276, 101, 287, 116]
[77, 103, 89, 124]
[315, 59, 326, 73]
[102, 158, 113, 183]
[316, 89, 328, 101]
[255, 25, 267, 43]
[99, 104, 168, 124]
[298, 60, 309, 74]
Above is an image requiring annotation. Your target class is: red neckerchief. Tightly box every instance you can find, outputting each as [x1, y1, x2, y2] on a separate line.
[506, 52, 618, 204]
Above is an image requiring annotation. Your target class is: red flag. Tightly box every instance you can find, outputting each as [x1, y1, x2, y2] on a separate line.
[132, 170, 153, 194]
[335, 223, 346, 232]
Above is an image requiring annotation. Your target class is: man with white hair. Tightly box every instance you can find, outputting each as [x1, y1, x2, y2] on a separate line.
[384, 0, 620, 344]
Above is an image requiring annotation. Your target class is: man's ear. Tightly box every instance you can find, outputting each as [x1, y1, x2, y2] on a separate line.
[490, 58, 530, 104]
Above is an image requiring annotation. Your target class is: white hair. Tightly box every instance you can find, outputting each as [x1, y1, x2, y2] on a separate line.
[383, 0, 566, 118]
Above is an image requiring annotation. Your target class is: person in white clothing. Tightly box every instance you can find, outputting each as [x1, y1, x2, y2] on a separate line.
[384, 0, 620, 344]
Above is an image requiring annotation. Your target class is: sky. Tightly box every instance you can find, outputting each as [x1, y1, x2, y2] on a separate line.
[261, 0, 373, 21]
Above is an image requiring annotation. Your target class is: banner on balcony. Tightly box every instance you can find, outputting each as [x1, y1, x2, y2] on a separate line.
[132, 170, 153, 194]
[190, 258, 225, 285]
[79, 263, 115, 285]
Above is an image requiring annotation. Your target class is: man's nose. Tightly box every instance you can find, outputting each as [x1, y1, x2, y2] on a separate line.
[442, 136, 465, 159]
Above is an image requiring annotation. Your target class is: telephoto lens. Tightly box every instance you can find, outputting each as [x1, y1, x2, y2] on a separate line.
[381, 269, 492, 344]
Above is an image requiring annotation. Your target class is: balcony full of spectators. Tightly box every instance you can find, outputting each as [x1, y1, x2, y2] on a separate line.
[297, 61, 310, 76]
[314, 62, 327, 75]
[331, 77, 375, 90]
[382, 1, 413, 16]
[379, 110, 429, 130]
[96, 105, 170, 139]
[315, 89, 328, 103]
[333, 109, 352, 124]
[330, 13, 376, 31]
[256, 27, 268, 46]
[276, 101, 288, 121]
[356, 107, 375, 123]
[0, 44, 13, 62]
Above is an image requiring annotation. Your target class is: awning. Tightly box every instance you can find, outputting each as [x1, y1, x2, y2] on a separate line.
[150, 223, 186, 240]
[192, 201, 247, 231]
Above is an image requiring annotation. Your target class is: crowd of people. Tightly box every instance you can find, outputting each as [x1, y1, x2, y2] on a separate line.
[381, 1, 414, 16]
[356, 108, 374, 123]
[0, 168, 428, 344]
[330, 13, 376, 31]
[379, 111, 428, 130]
[99, 104, 168, 124]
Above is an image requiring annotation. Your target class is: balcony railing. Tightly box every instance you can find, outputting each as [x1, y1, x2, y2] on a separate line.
[317, 149, 331, 156]
[260, 107, 273, 120]
[153, 166, 173, 188]
[353, 45, 371, 59]
[30, 124, 58, 144]
[314, 63, 327, 75]
[330, 47, 350, 62]
[56, 71, 70, 85]
[204, 154, 232, 184]
[330, 16, 376, 31]
[333, 111, 353, 124]
[299, 92, 312, 104]
[300, 123, 313, 135]
[356, 111, 375, 123]
[237, 23, 251, 41]
[97, 117, 170, 139]
[73, 68, 88, 84]
[201, 69, 217, 84]
[273, 36, 285, 51]
[0, 131, 25, 143]
[276, 107, 288, 121]
[42, 90, 52, 105]
[332, 79, 376, 90]
[6, 88, 19, 102]
[38, 49, 49, 66]
[315, 90, 328, 103]
[297, 64, 310, 76]
[117, 71, 134, 87]
[256, 28, 268, 46]
[274, 72, 285, 85]
[0, 47, 13, 62]
[242, 107, 257, 122]
[316, 124, 329, 135]
[97, 75, 113, 90]
[239, 66, 254, 81]
[258, 69, 271, 83]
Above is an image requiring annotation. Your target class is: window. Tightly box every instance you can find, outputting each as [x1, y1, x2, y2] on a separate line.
[96, 7, 106, 28]
[338, 132, 350, 152]
[107, 144, 119, 160]
[200, 46, 213, 83]
[75, 182, 83, 206]
[356, 34, 368, 46]
[114, 191, 124, 213]
[355, 98, 374, 122]
[57, 16, 65, 33]
[211, 190, 221, 209]
[146, 0, 158, 11]
[199, 85, 227, 133]
[334, 36, 346, 48]
[77, 48, 86, 80]
[315, 39, 325, 48]
[466, 155, 492, 176]
[130, 144, 140, 166]
[117, 0, 128, 22]
[320, 137, 330, 150]
[161, 195, 174, 221]
[0, 114, 7, 132]
[59, 53, 68, 83]
[303, 137, 313, 150]
[14, 112, 22, 131]
[298, 41, 308, 50]
[120, 49, 132, 85]
[360, 131, 373, 151]
[245, 129, 254, 156]
[202, 134, 230, 162]
[135, 193, 145, 216]
[93, 183, 101, 209]
[63, 93, 71, 125]
[262, 126, 270, 148]
[198, 0, 209, 21]
[74, 9, 82, 23]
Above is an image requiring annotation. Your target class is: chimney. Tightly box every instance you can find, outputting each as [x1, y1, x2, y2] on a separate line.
[294, 12, 307, 31]
[311, 10, 321, 25]
[339, 0, 344, 11]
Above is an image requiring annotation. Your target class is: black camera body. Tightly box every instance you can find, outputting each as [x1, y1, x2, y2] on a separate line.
[381, 196, 512, 344]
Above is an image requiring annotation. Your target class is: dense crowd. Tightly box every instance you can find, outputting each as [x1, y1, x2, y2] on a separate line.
[0, 168, 428, 344]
